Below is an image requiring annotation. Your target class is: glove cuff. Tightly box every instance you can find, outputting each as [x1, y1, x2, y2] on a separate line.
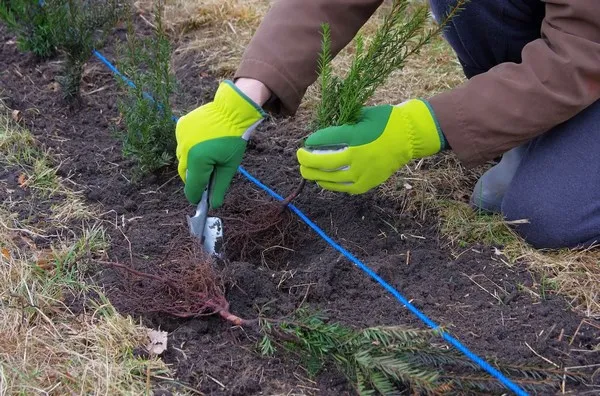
[393, 99, 448, 158]
[420, 99, 449, 151]
[214, 80, 267, 139]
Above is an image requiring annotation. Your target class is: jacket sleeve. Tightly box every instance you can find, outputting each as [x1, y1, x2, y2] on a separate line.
[234, 0, 383, 115]
[428, 0, 600, 167]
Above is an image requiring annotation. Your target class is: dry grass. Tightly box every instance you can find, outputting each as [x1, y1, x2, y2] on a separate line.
[438, 201, 600, 318]
[159, 0, 600, 319]
[0, 107, 174, 394]
[378, 151, 485, 220]
[163, 0, 270, 77]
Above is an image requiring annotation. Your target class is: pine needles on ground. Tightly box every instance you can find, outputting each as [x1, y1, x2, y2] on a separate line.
[315, 0, 466, 129]
[115, 0, 177, 177]
[259, 310, 583, 395]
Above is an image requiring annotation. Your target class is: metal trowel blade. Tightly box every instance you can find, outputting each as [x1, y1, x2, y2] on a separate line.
[203, 216, 223, 258]
[187, 212, 224, 258]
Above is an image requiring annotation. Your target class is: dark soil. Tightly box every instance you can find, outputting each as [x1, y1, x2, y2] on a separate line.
[1, 14, 599, 396]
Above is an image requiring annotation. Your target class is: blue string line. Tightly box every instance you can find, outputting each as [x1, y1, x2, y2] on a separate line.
[94, 50, 177, 122]
[92, 50, 528, 396]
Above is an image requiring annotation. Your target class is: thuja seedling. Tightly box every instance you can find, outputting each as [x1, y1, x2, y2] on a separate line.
[280, 0, 468, 206]
[0, 0, 64, 59]
[114, 0, 177, 177]
[314, 0, 467, 129]
[54, 0, 123, 101]
[0, 0, 122, 99]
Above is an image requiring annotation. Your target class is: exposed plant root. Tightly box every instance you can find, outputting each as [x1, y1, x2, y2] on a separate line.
[278, 179, 305, 211]
[222, 202, 305, 264]
[101, 239, 255, 327]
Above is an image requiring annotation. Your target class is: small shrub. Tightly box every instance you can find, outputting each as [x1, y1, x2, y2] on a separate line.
[0, 0, 65, 59]
[115, 0, 177, 177]
[54, 0, 123, 101]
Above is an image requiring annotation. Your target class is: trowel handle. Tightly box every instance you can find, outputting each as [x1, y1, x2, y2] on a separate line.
[194, 171, 216, 227]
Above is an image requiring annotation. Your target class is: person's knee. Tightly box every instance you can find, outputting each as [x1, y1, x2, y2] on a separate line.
[429, 0, 543, 78]
[501, 194, 597, 249]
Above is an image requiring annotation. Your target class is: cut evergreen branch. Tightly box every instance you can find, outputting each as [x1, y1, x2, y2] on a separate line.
[315, 0, 467, 129]
[115, 0, 177, 177]
[0, 0, 65, 59]
[259, 309, 584, 395]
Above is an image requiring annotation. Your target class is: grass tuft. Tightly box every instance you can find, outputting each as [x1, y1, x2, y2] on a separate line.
[439, 201, 600, 318]
[164, 0, 269, 76]
[0, 103, 173, 394]
[439, 201, 520, 248]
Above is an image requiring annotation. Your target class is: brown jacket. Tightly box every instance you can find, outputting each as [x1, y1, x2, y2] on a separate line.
[234, 0, 600, 167]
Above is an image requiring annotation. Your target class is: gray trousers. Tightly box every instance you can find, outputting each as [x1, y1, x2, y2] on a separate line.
[430, 0, 600, 249]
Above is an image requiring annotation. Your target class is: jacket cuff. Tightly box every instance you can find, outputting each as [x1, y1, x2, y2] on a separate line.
[420, 99, 449, 151]
[234, 58, 303, 116]
[427, 90, 487, 168]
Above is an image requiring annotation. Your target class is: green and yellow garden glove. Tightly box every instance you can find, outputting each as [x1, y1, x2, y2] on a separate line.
[176, 80, 266, 207]
[296, 99, 447, 194]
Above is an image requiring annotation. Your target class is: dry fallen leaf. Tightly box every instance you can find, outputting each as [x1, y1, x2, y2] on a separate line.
[147, 329, 168, 355]
[34, 251, 56, 271]
[17, 173, 27, 187]
[36, 258, 55, 271]
[1, 248, 10, 260]
[12, 109, 22, 123]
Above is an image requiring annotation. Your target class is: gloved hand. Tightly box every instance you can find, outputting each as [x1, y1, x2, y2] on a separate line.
[176, 80, 266, 207]
[296, 99, 447, 194]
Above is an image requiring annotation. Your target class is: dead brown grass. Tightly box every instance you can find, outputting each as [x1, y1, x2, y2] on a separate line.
[438, 201, 600, 318]
[0, 107, 174, 394]
[163, 0, 270, 76]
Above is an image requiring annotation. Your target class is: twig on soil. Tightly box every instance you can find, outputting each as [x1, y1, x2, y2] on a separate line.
[151, 375, 205, 395]
[0, 218, 52, 239]
[462, 273, 505, 304]
[525, 341, 560, 368]
[206, 374, 226, 390]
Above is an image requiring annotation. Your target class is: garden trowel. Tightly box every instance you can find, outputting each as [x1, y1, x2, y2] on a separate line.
[186, 173, 223, 258]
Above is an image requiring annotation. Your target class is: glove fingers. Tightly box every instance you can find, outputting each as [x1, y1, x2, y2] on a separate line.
[184, 145, 215, 204]
[296, 147, 350, 171]
[210, 161, 240, 209]
[300, 166, 355, 184]
[315, 180, 356, 193]
[304, 125, 353, 147]
[177, 150, 188, 182]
